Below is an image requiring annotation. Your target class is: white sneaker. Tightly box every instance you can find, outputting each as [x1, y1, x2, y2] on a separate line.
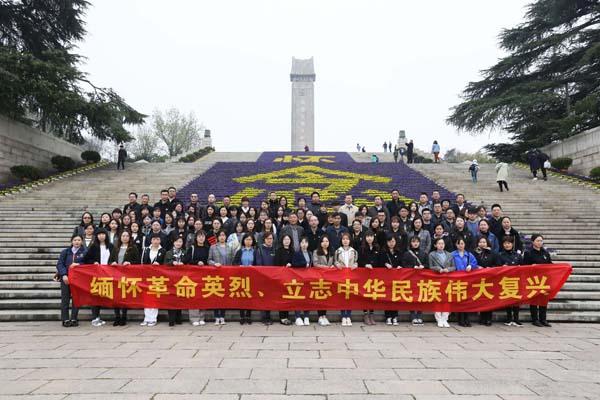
[411, 318, 419, 325]
[318, 316, 325, 326]
[533, 177, 538, 181]
[147, 321, 156, 327]
[220, 318, 226, 325]
[321, 316, 330, 326]
[198, 320, 205, 326]
[91, 318, 102, 327]
[347, 318, 353, 326]
[443, 321, 451, 328]
[295, 317, 304, 326]
[418, 319, 424, 324]
[192, 321, 200, 327]
[215, 319, 220, 325]
[392, 317, 399, 326]
[139, 321, 148, 326]
[386, 318, 392, 325]
[341, 317, 348, 326]
[303, 317, 310, 326]
[437, 320, 444, 328]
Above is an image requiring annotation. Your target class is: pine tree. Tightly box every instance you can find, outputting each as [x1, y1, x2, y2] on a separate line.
[448, 0, 600, 161]
[0, 0, 144, 143]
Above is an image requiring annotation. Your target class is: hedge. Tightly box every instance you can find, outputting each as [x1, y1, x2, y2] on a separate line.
[51, 155, 77, 172]
[179, 147, 215, 163]
[590, 167, 600, 180]
[81, 150, 101, 163]
[10, 165, 43, 181]
[551, 157, 573, 170]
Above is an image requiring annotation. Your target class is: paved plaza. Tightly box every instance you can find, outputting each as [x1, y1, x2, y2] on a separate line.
[0, 322, 598, 399]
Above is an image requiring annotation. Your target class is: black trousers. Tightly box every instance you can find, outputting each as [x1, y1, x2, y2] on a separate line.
[384, 310, 398, 319]
[407, 154, 414, 163]
[114, 308, 128, 320]
[168, 310, 182, 324]
[506, 306, 520, 321]
[479, 311, 493, 323]
[91, 306, 101, 319]
[60, 281, 79, 321]
[117, 159, 125, 170]
[240, 310, 252, 319]
[530, 305, 547, 322]
[498, 181, 509, 191]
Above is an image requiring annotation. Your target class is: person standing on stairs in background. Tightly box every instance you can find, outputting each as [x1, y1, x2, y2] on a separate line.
[356, 143, 361, 152]
[388, 141, 392, 152]
[383, 141, 388, 153]
[393, 146, 399, 163]
[469, 160, 479, 183]
[432, 140, 441, 163]
[405, 140, 414, 163]
[117, 144, 127, 170]
[537, 150, 550, 181]
[496, 161, 509, 191]
[526, 149, 541, 180]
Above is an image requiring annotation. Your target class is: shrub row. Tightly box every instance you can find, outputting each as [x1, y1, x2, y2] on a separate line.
[179, 147, 215, 163]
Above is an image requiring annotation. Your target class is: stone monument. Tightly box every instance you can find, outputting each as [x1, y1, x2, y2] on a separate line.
[397, 130, 406, 147]
[290, 57, 315, 151]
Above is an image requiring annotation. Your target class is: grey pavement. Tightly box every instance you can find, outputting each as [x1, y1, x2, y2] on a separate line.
[0, 321, 598, 399]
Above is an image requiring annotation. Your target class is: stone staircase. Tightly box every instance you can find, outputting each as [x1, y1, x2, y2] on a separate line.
[0, 152, 259, 321]
[411, 162, 600, 322]
[0, 152, 597, 322]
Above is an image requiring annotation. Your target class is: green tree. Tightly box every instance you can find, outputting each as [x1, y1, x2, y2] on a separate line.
[0, 0, 144, 144]
[448, 0, 600, 161]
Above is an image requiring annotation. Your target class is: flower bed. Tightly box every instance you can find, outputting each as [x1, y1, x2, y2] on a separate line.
[256, 151, 355, 163]
[0, 161, 110, 198]
[180, 153, 455, 207]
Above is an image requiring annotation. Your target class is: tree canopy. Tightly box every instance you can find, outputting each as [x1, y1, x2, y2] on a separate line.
[0, 0, 144, 143]
[448, 0, 600, 161]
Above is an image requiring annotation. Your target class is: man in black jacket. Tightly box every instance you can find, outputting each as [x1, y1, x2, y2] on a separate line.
[117, 144, 127, 170]
[386, 189, 405, 218]
[405, 140, 414, 163]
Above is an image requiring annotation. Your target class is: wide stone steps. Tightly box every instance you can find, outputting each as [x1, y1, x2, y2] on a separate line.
[0, 154, 598, 321]
[410, 162, 600, 322]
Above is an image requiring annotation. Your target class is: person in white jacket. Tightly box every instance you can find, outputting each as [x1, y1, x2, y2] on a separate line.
[495, 162, 510, 192]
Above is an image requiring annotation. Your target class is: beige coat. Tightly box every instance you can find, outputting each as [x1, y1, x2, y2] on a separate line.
[495, 162, 509, 182]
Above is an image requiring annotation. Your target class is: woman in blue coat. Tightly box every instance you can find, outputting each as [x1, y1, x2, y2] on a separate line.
[56, 234, 86, 327]
[451, 237, 479, 327]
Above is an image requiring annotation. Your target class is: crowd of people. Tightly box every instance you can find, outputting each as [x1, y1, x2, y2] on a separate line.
[57, 187, 554, 329]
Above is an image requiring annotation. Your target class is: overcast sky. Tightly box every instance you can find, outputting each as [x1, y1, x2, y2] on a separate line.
[80, 0, 526, 154]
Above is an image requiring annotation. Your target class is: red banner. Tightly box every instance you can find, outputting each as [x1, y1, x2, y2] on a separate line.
[69, 264, 571, 312]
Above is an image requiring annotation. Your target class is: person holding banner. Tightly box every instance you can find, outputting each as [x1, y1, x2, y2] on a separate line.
[233, 233, 256, 325]
[80, 228, 113, 327]
[402, 236, 428, 325]
[358, 231, 379, 325]
[274, 234, 295, 325]
[57, 234, 86, 327]
[164, 236, 186, 326]
[498, 237, 524, 326]
[208, 229, 234, 325]
[429, 237, 455, 328]
[255, 232, 276, 325]
[379, 234, 403, 326]
[334, 232, 359, 326]
[184, 230, 209, 326]
[109, 230, 140, 326]
[451, 237, 480, 327]
[291, 237, 313, 326]
[140, 233, 166, 327]
[524, 234, 553, 327]
[312, 235, 334, 326]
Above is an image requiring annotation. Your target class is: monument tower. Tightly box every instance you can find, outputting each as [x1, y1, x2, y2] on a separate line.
[290, 57, 315, 151]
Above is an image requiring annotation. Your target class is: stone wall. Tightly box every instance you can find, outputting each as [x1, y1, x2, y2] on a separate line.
[541, 126, 600, 176]
[0, 116, 84, 182]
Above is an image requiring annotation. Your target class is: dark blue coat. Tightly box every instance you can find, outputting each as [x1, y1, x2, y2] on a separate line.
[56, 247, 86, 277]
